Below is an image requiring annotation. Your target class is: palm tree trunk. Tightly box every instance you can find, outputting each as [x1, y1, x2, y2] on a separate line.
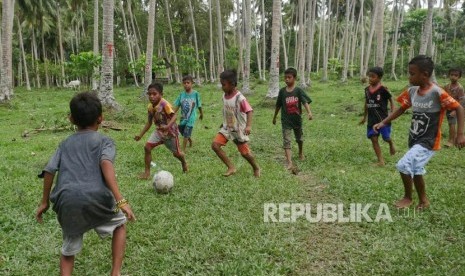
[297, 0, 307, 88]
[164, 0, 180, 83]
[92, 0, 99, 90]
[375, 0, 385, 67]
[391, 0, 405, 80]
[209, 0, 215, 82]
[16, 17, 30, 91]
[188, 0, 201, 85]
[144, 0, 156, 94]
[57, 3, 66, 87]
[120, 1, 139, 87]
[267, 0, 281, 98]
[242, 0, 252, 94]
[261, 0, 266, 81]
[215, 0, 224, 75]
[419, 0, 433, 55]
[99, 0, 120, 110]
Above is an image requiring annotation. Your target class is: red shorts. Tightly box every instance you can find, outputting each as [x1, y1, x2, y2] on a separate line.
[213, 133, 250, 155]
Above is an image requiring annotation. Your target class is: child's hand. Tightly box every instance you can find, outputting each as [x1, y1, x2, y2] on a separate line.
[450, 111, 456, 117]
[244, 126, 252, 135]
[272, 117, 277, 125]
[456, 133, 465, 149]
[121, 205, 136, 222]
[308, 112, 313, 120]
[359, 117, 366, 125]
[372, 122, 384, 133]
[36, 202, 49, 223]
[134, 135, 141, 141]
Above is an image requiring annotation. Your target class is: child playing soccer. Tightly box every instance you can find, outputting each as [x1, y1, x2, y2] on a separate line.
[374, 55, 465, 210]
[359, 66, 396, 166]
[211, 69, 260, 177]
[272, 67, 313, 170]
[443, 68, 465, 147]
[135, 83, 188, 179]
[36, 92, 136, 276]
[173, 75, 204, 152]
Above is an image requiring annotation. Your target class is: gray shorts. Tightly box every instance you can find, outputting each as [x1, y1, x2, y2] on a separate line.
[146, 130, 181, 154]
[61, 211, 127, 256]
[282, 127, 303, 149]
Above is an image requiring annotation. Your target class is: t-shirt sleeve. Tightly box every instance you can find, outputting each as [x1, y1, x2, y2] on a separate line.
[383, 87, 392, 100]
[101, 137, 116, 163]
[43, 147, 62, 174]
[163, 101, 175, 115]
[240, 97, 253, 113]
[396, 89, 412, 109]
[196, 92, 202, 108]
[299, 89, 312, 104]
[174, 94, 182, 107]
[439, 89, 460, 110]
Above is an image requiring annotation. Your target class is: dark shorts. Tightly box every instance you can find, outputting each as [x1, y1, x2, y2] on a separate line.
[178, 124, 193, 138]
[282, 127, 303, 149]
[367, 125, 391, 140]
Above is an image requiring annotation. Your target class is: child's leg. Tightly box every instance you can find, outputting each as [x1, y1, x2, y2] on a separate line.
[385, 138, 396, 156]
[212, 134, 236, 176]
[173, 151, 188, 172]
[60, 255, 75, 276]
[282, 128, 293, 169]
[139, 145, 152, 179]
[413, 175, 429, 209]
[447, 123, 456, 146]
[370, 136, 385, 166]
[167, 136, 188, 172]
[238, 143, 260, 177]
[395, 172, 414, 208]
[294, 128, 305, 160]
[182, 137, 189, 152]
[111, 224, 126, 276]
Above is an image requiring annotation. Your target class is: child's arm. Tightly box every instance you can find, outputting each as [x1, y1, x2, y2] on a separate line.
[454, 105, 465, 148]
[389, 97, 395, 113]
[198, 107, 203, 120]
[245, 111, 253, 135]
[134, 112, 153, 141]
[359, 103, 367, 125]
[159, 113, 177, 131]
[101, 160, 136, 221]
[173, 106, 180, 114]
[303, 102, 313, 120]
[272, 106, 281, 125]
[373, 106, 406, 133]
[36, 172, 55, 223]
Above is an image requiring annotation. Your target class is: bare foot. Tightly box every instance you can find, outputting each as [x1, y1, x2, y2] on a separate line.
[188, 138, 193, 147]
[182, 162, 188, 173]
[395, 197, 413, 208]
[223, 168, 236, 177]
[390, 145, 396, 155]
[299, 155, 305, 161]
[138, 172, 150, 180]
[253, 168, 261, 178]
[444, 141, 453, 148]
[372, 161, 385, 167]
[416, 201, 430, 211]
[286, 162, 294, 170]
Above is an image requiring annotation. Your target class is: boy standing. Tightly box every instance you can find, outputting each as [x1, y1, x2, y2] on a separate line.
[173, 75, 203, 152]
[211, 69, 260, 177]
[374, 55, 465, 210]
[359, 66, 396, 166]
[36, 92, 135, 276]
[135, 83, 188, 179]
[443, 68, 465, 147]
[272, 67, 313, 170]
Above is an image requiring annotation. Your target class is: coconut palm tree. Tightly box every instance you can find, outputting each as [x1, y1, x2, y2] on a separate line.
[99, 0, 120, 109]
[267, 0, 281, 98]
[144, 0, 157, 92]
[0, 0, 14, 102]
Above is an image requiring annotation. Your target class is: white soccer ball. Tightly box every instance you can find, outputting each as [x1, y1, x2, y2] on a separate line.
[153, 170, 174, 194]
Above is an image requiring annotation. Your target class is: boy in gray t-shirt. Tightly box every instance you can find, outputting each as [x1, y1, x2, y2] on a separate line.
[36, 92, 135, 275]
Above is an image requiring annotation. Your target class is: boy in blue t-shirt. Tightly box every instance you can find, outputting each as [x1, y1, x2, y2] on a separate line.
[174, 75, 203, 151]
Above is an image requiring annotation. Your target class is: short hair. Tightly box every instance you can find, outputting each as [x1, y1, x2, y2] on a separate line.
[409, 55, 434, 77]
[367, 66, 384, 78]
[220, 69, 237, 87]
[147, 83, 163, 95]
[284, 67, 298, 78]
[182, 75, 194, 82]
[448, 68, 462, 77]
[69, 92, 102, 128]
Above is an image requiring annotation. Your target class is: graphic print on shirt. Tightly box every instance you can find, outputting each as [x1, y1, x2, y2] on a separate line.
[285, 96, 300, 114]
[225, 104, 236, 130]
[410, 112, 430, 138]
[181, 99, 196, 121]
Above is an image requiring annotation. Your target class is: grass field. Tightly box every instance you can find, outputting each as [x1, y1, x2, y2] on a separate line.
[1, 78, 464, 275]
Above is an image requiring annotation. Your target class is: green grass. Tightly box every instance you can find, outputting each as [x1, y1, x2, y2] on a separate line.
[1, 78, 464, 275]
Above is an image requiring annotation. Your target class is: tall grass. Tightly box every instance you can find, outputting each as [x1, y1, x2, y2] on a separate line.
[0, 78, 464, 275]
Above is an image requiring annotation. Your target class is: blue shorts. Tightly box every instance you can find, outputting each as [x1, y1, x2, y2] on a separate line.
[396, 144, 435, 177]
[178, 124, 193, 138]
[367, 125, 391, 140]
